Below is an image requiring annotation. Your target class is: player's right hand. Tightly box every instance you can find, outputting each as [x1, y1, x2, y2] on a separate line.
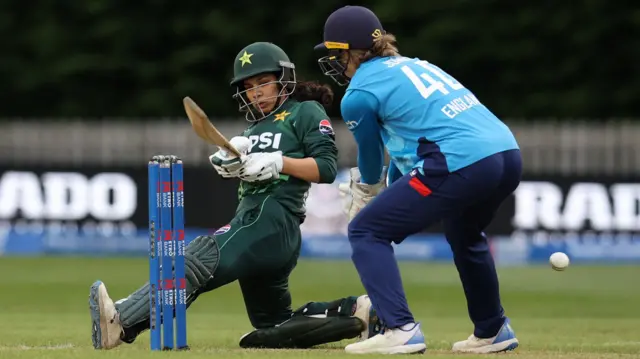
[209, 136, 251, 178]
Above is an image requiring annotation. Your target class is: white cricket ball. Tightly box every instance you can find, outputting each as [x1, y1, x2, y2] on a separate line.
[549, 252, 570, 271]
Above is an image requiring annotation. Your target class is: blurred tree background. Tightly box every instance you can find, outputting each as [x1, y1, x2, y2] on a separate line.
[0, 0, 637, 119]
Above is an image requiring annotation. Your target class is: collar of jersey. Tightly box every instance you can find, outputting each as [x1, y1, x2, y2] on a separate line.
[349, 57, 383, 88]
[268, 97, 296, 118]
[250, 97, 296, 126]
[359, 56, 383, 68]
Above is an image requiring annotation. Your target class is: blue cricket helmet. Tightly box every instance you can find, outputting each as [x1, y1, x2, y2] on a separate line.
[314, 6, 385, 86]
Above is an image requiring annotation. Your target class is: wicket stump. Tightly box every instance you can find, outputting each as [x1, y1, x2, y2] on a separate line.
[148, 155, 188, 350]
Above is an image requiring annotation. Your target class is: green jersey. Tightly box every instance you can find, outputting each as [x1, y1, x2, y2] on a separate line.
[238, 99, 338, 219]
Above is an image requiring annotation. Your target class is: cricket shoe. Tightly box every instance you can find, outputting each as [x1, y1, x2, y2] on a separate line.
[345, 322, 426, 354]
[89, 280, 123, 350]
[352, 295, 384, 340]
[451, 317, 519, 353]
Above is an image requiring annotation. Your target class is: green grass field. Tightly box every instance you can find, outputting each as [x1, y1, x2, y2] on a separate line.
[0, 257, 638, 358]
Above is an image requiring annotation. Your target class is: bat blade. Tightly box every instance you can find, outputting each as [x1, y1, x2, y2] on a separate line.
[183, 96, 242, 157]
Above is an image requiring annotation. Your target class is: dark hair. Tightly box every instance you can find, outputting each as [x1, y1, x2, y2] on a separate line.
[290, 80, 334, 109]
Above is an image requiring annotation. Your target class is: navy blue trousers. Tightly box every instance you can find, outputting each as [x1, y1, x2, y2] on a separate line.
[348, 149, 522, 338]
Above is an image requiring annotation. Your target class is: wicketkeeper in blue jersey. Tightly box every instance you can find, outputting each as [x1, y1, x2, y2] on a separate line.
[313, 5, 522, 355]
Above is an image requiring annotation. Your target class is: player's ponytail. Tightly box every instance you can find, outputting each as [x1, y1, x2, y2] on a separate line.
[290, 80, 334, 109]
[352, 32, 400, 65]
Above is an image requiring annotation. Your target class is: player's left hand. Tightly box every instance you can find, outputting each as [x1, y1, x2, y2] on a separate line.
[339, 167, 387, 222]
[209, 136, 251, 178]
[239, 151, 284, 182]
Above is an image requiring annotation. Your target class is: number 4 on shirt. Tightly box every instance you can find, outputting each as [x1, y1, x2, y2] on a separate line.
[401, 60, 465, 100]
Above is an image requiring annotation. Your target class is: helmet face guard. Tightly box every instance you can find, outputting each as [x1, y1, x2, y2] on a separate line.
[231, 66, 296, 122]
[318, 50, 350, 87]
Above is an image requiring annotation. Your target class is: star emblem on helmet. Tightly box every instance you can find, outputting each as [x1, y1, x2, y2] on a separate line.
[239, 51, 253, 67]
[274, 110, 291, 122]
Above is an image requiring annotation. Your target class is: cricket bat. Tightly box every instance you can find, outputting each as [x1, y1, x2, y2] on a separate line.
[183, 96, 242, 157]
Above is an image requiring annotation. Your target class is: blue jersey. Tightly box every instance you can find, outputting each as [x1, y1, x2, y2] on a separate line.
[341, 56, 519, 185]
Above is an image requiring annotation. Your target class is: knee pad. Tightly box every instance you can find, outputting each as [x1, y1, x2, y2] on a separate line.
[239, 315, 363, 349]
[239, 296, 366, 349]
[184, 235, 220, 292]
[116, 235, 219, 331]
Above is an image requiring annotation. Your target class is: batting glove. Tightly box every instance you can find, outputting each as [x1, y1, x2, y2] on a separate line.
[209, 136, 251, 178]
[339, 167, 387, 222]
[239, 151, 284, 183]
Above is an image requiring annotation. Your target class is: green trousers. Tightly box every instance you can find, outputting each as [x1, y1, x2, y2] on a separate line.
[118, 194, 303, 342]
[195, 194, 302, 328]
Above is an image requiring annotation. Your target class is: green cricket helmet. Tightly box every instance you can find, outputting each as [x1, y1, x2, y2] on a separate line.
[230, 42, 296, 122]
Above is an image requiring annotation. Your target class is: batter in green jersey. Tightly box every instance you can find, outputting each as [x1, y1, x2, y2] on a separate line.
[88, 42, 381, 351]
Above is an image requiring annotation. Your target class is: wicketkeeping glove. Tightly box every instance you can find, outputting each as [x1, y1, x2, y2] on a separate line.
[339, 167, 387, 222]
[209, 136, 251, 178]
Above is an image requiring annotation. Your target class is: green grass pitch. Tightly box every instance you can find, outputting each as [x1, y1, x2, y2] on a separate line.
[0, 257, 638, 358]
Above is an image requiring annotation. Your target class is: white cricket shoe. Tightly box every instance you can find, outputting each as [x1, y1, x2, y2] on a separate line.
[352, 295, 383, 340]
[89, 280, 124, 350]
[345, 322, 426, 354]
[452, 317, 519, 353]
